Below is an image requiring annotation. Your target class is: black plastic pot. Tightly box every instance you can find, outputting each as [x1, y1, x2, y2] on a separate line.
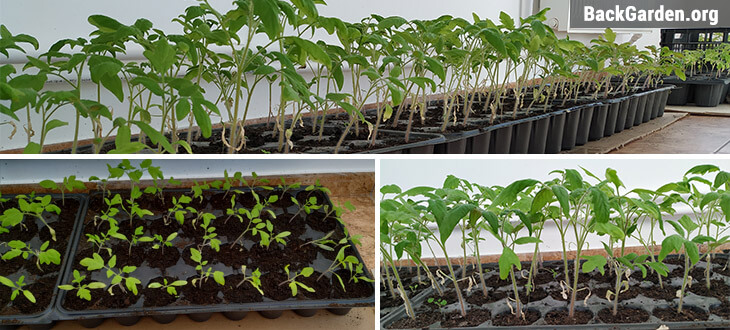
[0, 194, 88, 328]
[614, 97, 630, 134]
[589, 104, 609, 141]
[643, 92, 657, 123]
[560, 108, 581, 152]
[53, 188, 374, 327]
[633, 92, 649, 127]
[509, 120, 533, 154]
[656, 86, 674, 117]
[603, 99, 622, 137]
[575, 104, 595, 146]
[528, 116, 551, 154]
[433, 130, 481, 154]
[544, 112, 566, 154]
[665, 80, 690, 106]
[624, 94, 639, 130]
[693, 79, 729, 107]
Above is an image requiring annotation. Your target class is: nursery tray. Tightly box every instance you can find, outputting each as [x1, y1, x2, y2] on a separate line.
[53, 187, 374, 327]
[381, 257, 730, 330]
[0, 194, 88, 327]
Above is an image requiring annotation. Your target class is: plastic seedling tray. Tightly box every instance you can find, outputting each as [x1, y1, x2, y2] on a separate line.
[0, 194, 88, 329]
[54, 187, 374, 327]
[381, 257, 730, 330]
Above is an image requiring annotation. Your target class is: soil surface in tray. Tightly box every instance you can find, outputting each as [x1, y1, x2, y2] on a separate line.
[383, 257, 730, 328]
[61, 187, 372, 311]
[0, 197, 81, 316]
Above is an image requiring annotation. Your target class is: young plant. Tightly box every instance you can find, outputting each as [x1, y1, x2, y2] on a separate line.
[58, 270, 106, 301]
[2, 240, 61, 271]
[427, 297, 448, 314]
[317, 245, 359, 290]
[147, 278, 187, 297]
[39, 175, 85, 205]
[151, 233, 177, 254]
[164, 195, 193, 225]
[236, 265, 264, 295]
[1, 195, 61, 241]
[80, 253, 141, 295]
[110, 225, 154, 256]
[197, 214, 220, 252]
[290, 194, 322, 222]
[189, 248, 224, 287]
[0, 275, 35, 304]
[278, 264, 314, 297]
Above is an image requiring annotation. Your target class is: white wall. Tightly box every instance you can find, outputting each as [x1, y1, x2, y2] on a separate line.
[380, 158, 730, 259]
[0, 159, 374, 185]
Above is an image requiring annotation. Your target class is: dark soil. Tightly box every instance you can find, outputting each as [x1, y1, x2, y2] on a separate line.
[548, 285, 590, 301]
[594, 285, 640, 301]
[222, 274, 264, 304]
[653, 306, 709, 322]
[597, 306, 650, 323]
[640, 284, 679, 301]
[441, 309, 491, 328]
[689, 279, 730, 299]
[142, 276, 180, 307]
[491, 309, 540, 326]
[711, 302, 730, 318]
[466, 290, 507, 305]
[388, 312, 442, 329]
[544, 308, 594, 325]
[181, 276, 221, 305]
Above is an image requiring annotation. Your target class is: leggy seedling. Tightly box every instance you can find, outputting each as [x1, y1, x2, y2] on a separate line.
[318, 245, 359, 290]
[0, 275, 36, 304]
[279, 264, 315, 296]
[147, 278, 187, 297]
[189, 248, 225, 287]
[1, 195, 61, 241]
[2, 240, 61, 271]
[80, 253, 141, 295]
[236, 265, 264, 295]
[39, 175, 85, 206]
[58, 270, 106, 301]
[110, 225, 155, 256]
[151, 232, 178, 254]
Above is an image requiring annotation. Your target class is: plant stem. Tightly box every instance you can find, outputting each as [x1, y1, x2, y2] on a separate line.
[678, 253, 689, 313]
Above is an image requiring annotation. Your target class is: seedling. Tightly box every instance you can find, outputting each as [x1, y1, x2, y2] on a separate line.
[290, 195, 322, 222]
[151, 232, 178, 254]
[86, 223, 120, 256]
[228, 201, 279, 249]
[58, 270, 106, 301]
[299, 230, 339, 251]
[427, 297, 448, 314]
[318, 245, 359, 290]
[0, 275, 35, 303]
[197, 214, 220, 252]
[278, 264, 315, 297]
[236, 265, 264, 295]
[2, 240, 61, 270]
[94, 194, 122, 227]
[0, 195, 61, 241]
[80, 253, 141, 295]
[39, 175, 85, 205]
[189, 248, 224, 287]
[165, 195, 193, 225]
[147, 278, 187, 297]
[110, 225, 155, 256]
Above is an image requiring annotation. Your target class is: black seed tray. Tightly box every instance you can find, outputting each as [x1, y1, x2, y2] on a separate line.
[0, 194, 88, 328]
[53, 187, 374, 327]
[382, 257, 730, 329]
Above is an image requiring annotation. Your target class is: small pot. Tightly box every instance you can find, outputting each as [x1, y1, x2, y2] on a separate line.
[643, 92, 657, 123]
[491, 124, 514, 154]
[561, 109, 581, 151]
[614, 98, 630, 133]
[528, 116, 551, 154]
[633, 93, 649, 126]
[510, 120, 534, 154]
[603, 101, 621, 137]
[575, 105, 595, 146]
[589, 104, 609, 141]
[625, 95, 640, 130]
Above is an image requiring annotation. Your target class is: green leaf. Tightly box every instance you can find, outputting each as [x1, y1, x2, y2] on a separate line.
[514, 237, 542, 245]
[191, 98, 212, 138]
[131, 121, 173, 153]
[530, 188, 553, 214]
[289, 281, 297, 296]
[88, 15, 123, 33]
[685, 165, 719, 177]
[720, 194, 730, 222]
[213, 271, 225, 285]
[605, 168, 624, 189]
[494, 179, 539, 206]
[23, 290, 35, 303]
[678, 215, 699, 233]
[253, 0, 281, 39]
[700, 192, 719, 210]
[551, 185, 570, 217]
[659, 234, 685, 261]
[684, 240, 700, 265]
[401, 186, 434, 197]
[582, 255, 607, 275]
[595, 222, 624, 240]
[44, 119, 68, 136]
[590, 187, 610, 223]
[647, 262, 669, 277]
[498, 246, 520, 280]
[379, 184, 401, 195]
[23, 142, 41, 154]
[438, 204, 475, 244]
[80, 253, 105, 271]
[143, 39, 177, 73]
[300, 267, 314, 277]
[0, 276, 13, 288]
